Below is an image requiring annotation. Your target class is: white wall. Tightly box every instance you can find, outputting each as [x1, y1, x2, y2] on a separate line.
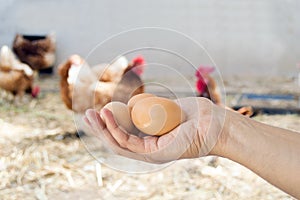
[0, 0, 299, 77]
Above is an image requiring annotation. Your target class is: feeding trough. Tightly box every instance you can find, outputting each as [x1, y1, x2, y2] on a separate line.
[232, 105, 300, 115]
[230, 92, 300, 115]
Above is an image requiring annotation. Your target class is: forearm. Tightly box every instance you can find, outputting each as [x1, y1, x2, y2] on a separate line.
[211, 111, 300, 199]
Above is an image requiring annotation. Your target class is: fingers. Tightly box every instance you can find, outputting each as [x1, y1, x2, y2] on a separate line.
[85, 109, 105, 130]
[84, 109, 120, 148]
[83, 108, 192, 164]
[83, 115, 92, 127]
[84, 108, 152, 153]
[84, 109, 160, 162]
[101, 108, 158, 153]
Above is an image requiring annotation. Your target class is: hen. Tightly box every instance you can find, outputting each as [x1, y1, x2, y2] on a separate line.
[58, 55, 145, 113]
[195, 66, 253, 117]
[12, 33, 56, 71]
[196, 66, 222, 104]
[0, 45, 40, 102]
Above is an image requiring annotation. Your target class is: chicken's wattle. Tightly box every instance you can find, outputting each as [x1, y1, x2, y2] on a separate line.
[32, 86, 40, 98]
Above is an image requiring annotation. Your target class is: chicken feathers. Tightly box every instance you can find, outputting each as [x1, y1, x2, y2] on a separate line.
[0, 45, 39, 101]
[58, 55, 145, 113]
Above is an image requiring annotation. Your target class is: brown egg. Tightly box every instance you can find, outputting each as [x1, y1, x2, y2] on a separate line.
[103, 102, 136, 133]
[127, 93, 156, 112]
[131, 97, 186, 136]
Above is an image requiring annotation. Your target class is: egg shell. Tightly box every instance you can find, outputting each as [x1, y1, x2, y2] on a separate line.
[127, 93, 156, 112]
[104, 101, 136, 133]
[131, 97, 186, 136]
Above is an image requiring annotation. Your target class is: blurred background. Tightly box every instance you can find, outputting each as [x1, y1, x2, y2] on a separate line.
[1, 0, 300, 77]
[0, 0, 299, 199]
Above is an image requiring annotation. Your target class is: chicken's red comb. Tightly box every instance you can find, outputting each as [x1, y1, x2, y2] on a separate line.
[132, 56, 145, 66]
[196, 66, 215, 78]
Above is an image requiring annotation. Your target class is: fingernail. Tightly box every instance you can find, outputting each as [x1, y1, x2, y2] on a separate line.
[100, 108, 109, 116]
[85, 109, 94, 116]
[86, 109, 98, 121]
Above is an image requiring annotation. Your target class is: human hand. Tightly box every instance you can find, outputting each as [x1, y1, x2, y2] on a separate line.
[83, 97, 227, 164]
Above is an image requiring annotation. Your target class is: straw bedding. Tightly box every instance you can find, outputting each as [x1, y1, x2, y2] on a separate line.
[0, 76, 298, 199]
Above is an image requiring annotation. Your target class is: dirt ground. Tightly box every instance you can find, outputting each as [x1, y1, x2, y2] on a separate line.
[0, 75, 299, 200]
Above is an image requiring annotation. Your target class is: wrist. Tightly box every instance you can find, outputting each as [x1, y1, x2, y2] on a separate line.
[208, 109, 247, 158]
[209, 109, 263, 164]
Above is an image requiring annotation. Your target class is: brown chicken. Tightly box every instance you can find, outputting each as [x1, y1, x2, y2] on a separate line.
[58, 55, 145, 113]
[195, 66, 253, 117]
[12, 33, 56, 70]
[0, 46, 40, 102]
